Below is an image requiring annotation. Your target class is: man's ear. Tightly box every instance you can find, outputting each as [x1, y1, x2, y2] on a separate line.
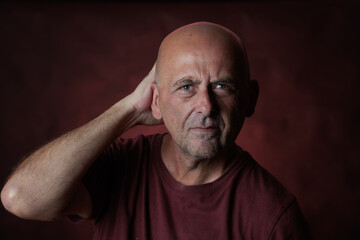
[151, 82, 162, 120]
[245, 79, 259, 117]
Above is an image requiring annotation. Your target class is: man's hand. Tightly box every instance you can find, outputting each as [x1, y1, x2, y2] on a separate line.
[125, 63, 163, 126]
[0, 63, 164, 221]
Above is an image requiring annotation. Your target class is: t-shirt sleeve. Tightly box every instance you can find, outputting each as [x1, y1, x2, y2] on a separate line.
[269, 200, 313, 240]
[82, 137, 126, 221]
[81, 134, 150, 222]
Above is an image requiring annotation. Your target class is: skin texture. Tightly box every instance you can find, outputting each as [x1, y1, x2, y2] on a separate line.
[0, 21, 257, 221]
[152, 22, 258, 185]
[0, 65, 159, 221]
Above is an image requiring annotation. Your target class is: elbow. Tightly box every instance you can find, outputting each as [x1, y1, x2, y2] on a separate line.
[1, 183, 38, 220]
[1, 183, 26, 218]
[1, 183, 64, 221]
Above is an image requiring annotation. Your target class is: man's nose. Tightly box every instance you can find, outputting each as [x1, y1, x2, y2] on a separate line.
[195, 88, 217, 116]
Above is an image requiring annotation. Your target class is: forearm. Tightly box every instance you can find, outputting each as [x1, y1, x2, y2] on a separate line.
[1, 96, 138, 221]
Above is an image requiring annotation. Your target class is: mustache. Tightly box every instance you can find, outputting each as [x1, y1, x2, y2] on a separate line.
[186, 116, 222, 128]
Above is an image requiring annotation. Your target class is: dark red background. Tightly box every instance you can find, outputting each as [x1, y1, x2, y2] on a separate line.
[1, 1, 359, 239]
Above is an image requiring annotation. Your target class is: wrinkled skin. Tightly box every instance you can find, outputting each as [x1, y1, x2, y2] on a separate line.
[152, 22, 257, 165]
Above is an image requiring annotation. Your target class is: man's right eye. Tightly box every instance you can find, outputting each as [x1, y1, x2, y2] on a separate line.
[181, 85, 192, 91]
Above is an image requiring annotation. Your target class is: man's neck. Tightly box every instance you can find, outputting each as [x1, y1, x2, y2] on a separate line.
[161, 134, 239, 186]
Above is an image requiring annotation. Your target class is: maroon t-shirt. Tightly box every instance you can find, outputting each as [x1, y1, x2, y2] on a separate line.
[83, 133, 311, 239]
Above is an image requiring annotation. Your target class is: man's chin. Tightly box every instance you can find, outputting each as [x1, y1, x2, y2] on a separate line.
[183, 141, 221, 160]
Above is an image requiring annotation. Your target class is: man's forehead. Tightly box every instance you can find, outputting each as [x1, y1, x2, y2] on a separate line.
[156, 22, 249, 85]
[161, 52, 237, 80]
[156, 43, 244, 88]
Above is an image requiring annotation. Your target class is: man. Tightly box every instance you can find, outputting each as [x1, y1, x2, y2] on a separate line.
[1, 22, 312, 239]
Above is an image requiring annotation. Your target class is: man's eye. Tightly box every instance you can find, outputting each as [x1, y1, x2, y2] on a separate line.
[181, 85, 192, 91]
[215, 84, 227, 89]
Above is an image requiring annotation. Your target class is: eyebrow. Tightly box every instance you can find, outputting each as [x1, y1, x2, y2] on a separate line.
[171, 77, 237, 89]
[171, 78, 201, 88]
[211, 78, 236, 85]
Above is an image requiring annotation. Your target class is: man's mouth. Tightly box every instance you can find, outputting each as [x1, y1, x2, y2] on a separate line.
[190, 126, 220, 133]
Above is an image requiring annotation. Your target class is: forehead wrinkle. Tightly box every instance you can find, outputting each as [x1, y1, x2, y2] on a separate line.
[156, 22, 250, 90]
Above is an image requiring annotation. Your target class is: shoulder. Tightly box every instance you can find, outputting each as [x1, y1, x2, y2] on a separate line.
[83, 133, 166, 221]
[237, 151, 295, 206]
[231, 151, 311, 238]
[229, 151, 294, 229]
[107, 133, 165, 156]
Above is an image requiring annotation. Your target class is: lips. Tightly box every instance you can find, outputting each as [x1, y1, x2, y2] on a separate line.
[189, 126, 220, 133]
[186, 117, 221, 134]
[192, 126, 218, 129]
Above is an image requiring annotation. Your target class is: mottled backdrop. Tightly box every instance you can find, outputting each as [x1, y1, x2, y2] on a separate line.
[1, 1, 359, 240]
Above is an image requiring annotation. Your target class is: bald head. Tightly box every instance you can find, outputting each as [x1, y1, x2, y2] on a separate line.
[156, 22, 250, 86]
[151, 22, 258, 160]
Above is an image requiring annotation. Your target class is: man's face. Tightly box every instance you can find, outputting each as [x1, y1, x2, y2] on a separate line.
[154, 37, 248, 160]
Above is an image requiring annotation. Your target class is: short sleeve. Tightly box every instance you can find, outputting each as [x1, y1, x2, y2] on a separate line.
[269, 200, 313, 240]
[81, 134, 152, 222]
[82, 137, 126, 221]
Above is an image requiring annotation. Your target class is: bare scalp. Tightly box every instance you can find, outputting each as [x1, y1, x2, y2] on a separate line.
[155, 21, 250, 88]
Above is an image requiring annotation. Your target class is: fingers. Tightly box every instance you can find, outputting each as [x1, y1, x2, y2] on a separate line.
[150, 62, 156, 72]
[147, 62, 157, 80]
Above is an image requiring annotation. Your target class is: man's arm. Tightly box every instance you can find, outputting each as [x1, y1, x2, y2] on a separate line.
[0, 64, 160, 221]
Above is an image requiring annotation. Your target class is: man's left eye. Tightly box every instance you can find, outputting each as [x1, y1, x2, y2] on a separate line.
[215, 84, 227, 89]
